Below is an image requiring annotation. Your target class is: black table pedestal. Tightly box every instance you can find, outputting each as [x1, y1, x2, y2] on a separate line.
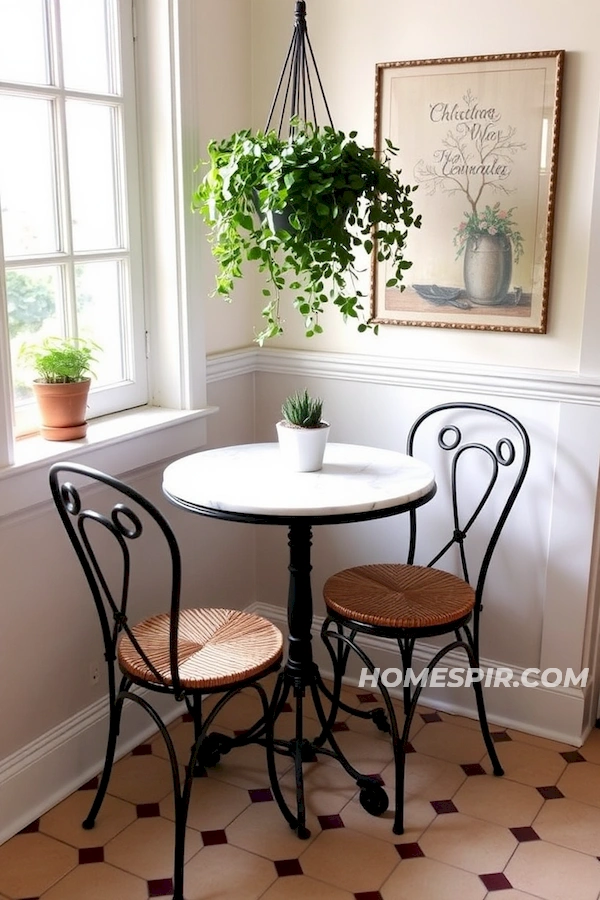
[261, 523, 389, 837]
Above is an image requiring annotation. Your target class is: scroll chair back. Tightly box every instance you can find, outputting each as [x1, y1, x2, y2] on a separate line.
[50, 462, 283, 900]
[321, 402, 530, 835]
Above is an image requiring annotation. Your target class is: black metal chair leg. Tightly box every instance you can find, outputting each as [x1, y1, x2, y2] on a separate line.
[83, 677, 129, 829]
[313, 621, 347, 746]
[398, 637, 415, 715]
[460, 626, 504, 775]
[392, 706, 414, 835]
[172, 788, 189, 900]
[318, 618, 390, 736]
[472, 676, 504, 775]
[114, 691, 186, 897]
[173, 740, 200, 900]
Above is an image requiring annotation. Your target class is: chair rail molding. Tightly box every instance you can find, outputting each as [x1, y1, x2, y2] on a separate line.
[207, 347, 600, 406]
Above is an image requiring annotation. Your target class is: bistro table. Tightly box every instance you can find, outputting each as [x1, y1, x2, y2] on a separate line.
[163, 441, 436, 837]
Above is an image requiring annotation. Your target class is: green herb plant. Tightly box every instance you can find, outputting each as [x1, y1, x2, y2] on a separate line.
[192, 120, 421, 344]
[20, 336, 100, 383]
[281, 389, 325, 429]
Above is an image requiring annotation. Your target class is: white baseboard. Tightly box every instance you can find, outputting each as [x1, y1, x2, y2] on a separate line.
[249, 602, 589, 748]
[1, 600, 589, 847]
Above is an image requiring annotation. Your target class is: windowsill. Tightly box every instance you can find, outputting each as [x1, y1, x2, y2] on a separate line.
[1, 404, 218, 519]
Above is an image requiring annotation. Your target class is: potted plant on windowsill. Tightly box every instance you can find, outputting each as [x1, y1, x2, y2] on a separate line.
[19, 336, 100, 441]
[192, 120, 421, 344]
[276, 389, 330, 472]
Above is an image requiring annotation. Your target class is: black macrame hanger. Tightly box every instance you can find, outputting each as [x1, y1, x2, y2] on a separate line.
[264, 0, 334, 137]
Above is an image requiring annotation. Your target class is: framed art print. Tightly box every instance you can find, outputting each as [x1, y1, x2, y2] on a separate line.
[371, 51, 564, 332]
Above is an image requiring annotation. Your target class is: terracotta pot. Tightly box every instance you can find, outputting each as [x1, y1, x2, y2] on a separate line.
[32, 378, 91, 441]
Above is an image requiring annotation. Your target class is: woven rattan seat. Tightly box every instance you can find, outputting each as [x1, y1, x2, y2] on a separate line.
[320, 403, 530, 837]
[324, 564, 475, 630]
[119, 608, 283, 689]
[50, 462, 283, 900]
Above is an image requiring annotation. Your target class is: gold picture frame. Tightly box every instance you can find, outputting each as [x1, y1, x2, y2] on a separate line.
[371, 51, 564, 332]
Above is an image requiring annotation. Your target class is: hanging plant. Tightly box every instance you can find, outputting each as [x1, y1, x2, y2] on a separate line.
[192, 120, 421, 344]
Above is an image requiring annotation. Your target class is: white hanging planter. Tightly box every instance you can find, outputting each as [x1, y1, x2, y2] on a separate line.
[276, 420, 330, 472]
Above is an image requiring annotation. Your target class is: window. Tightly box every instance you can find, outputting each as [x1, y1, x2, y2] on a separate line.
[0, 0, 210, 513]
[0, 0, 147, 436]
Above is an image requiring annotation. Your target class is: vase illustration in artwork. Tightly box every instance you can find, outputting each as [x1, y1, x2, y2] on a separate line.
[463, 232, 512, 306]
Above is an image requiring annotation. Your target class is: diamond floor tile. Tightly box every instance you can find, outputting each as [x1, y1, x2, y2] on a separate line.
[226, 801, 319, 859]
[417, 811, 518, 874]
[380, 856, 487, 900]
[299, 828, 399, 893]
[557, 760, 600, 808]
[103, 816, 203, 880]
[504, 840, 600, 900]
[260, 873, 354, 899]
[483, 739, 567, 787]
[453, 773, 544, 827]
[410, 721, 489, 765]
[182, 843, 276, 900]
[39, 791, 137, 848]
[532, 796, 600, 856]
[159, 772, 251, 831]
[0, 832, 77, 898]
[40, 860, 149, 900]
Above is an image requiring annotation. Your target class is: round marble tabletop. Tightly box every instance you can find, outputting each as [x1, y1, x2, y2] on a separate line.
[163, 442, 436, 521]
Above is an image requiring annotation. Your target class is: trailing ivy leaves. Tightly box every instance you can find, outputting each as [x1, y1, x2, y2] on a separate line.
[192, 121, 421, 344]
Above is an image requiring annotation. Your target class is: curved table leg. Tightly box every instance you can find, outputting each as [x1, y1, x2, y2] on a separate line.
[266, 523, 388, 836]
[201, 521, 388, 836]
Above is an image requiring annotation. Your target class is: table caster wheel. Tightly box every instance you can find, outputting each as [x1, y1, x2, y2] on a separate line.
[371, 707, 391, 734]
[359, 784, 389, 817]
[193, 732, 223, 770]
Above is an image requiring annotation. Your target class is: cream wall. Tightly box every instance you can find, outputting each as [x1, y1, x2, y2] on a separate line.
[195, 0, 257, 354]
[243, 0, 600, 375]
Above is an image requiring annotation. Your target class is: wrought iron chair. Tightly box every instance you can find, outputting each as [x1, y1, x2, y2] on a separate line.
[49, 462, 284, 900]
[320, 402, 530, 834]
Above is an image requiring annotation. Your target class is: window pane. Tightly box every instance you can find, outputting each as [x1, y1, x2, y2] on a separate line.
[0, 95, 59, 257]
[76, 260, 128, 384]
[66, 100, 119, 251]
[60, 0, 114, 93]
[8, 266, 62, 404]
[0, 0, 48, 84]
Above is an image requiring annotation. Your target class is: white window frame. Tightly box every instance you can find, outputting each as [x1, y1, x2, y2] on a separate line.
[0, 0, 213, 517]
[2, 0, 149, 428]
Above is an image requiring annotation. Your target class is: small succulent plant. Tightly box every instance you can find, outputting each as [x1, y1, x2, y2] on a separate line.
[281, 389, 324, 428]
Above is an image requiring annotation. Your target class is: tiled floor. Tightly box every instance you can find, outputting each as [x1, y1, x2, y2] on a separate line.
[2, 676, 600, 900]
